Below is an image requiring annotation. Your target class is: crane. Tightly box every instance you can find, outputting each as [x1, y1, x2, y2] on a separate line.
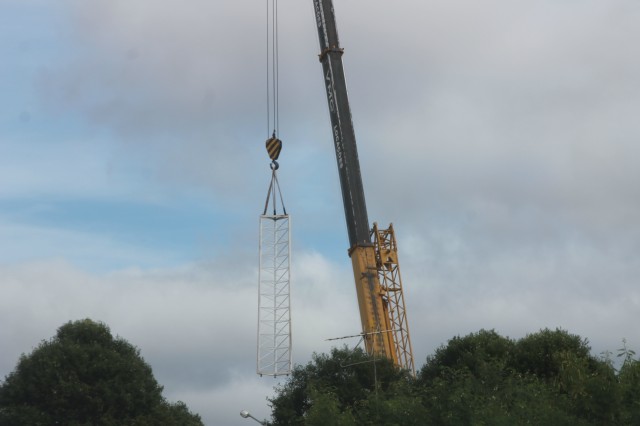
[312, 0, 415, 374]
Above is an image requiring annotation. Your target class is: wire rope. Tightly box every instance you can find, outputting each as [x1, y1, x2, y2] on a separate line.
[266, 0, 270, 138]
[275, 0, 279, 136]
[266, 0, 280, 138]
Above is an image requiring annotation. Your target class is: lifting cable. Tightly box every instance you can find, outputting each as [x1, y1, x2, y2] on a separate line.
[266, 0, 280, 141]
[263, 0, 285, 215]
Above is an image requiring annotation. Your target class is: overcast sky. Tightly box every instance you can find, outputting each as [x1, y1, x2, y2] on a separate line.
[2, 0, 640, 424]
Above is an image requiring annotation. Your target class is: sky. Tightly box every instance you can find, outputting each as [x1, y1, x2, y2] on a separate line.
[1, 0, 640, 424]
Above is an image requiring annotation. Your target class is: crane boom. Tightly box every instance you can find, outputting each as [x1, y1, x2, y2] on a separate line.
[313, 0, 369, 248]
[313, 0, 415, 374]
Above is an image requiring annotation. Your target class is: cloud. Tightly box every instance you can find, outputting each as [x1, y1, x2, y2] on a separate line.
[0, 252, 367, 424]
[3, 247, 638, 423]
[20, 0, 640, 211]
[173, 374, 275, 426]
[401, 225, 640, 364]
[33, 0, 300, 197]
[22, 0, 338, 204]
[0, 259, 260, 424]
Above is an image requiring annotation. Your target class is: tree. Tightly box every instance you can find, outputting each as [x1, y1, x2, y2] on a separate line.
[417, 329, 584, 425]
[269, 346, 416, 425]
[418, 329, 514, 382]
[0, 319, 202, 426]
[512, 328, 593, 379]
[513, 329, 619, 424]
[618, 340, 640, 424]
[418, 328, 620, 425]
[269, 330, 638, 425]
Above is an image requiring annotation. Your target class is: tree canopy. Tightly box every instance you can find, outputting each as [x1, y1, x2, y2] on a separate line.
[269, 329, 640, 425]
[0, 319, 203, 426]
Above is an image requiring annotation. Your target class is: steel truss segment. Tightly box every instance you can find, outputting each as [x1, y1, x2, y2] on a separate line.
[371, 223, 416, 376]
[258, 214, 292, 377]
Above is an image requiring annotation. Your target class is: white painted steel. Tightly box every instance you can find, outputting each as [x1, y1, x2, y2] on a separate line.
[257, 214, 291, 376]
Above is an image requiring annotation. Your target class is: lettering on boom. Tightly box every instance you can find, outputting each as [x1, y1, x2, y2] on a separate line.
[333, 124, 344, 169]
[314, 0, 322, 28]
[327, 75, 336, 112]
[325, 69, 345, 169]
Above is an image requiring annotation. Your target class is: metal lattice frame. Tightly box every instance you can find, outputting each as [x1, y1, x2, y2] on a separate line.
[372, 223, 415, 375]
[258, 214, 291, 376]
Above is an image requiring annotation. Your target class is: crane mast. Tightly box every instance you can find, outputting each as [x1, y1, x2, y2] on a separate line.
[313, 0, 415, 374]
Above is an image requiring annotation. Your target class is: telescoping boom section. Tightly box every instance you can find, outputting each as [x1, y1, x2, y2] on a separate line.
[312, 0, 415, 374]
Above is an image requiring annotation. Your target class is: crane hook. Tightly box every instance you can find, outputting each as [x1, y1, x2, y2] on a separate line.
[266, 132, 282, 162]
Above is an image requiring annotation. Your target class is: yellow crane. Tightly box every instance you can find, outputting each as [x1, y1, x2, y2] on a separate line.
[312, 0, 415, 374]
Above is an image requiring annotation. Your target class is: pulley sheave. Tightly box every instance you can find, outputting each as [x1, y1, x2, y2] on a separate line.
[266, 135, 282, 161]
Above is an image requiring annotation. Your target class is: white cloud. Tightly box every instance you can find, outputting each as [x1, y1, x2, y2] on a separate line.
[401, 231, 640, 364]
[0, 260, 265, 424]
[2, 235, 639, 423]
[0, 252, 370, 424]
[171, 372, 276, 426]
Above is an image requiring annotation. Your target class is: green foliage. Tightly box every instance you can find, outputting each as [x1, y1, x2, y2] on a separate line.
[419, 329, 514, 381]
[512, 328, 593, 379]
[618, 341, 640, 425]
[305, 388, 355, 426]
[0, 319, 202, 426]
[511, 329, 620, 424]
[269, 330, 638, 426]
[417, 329, 586, 426]
[269, 346, 412, 425]
[356, 379, 428, 426]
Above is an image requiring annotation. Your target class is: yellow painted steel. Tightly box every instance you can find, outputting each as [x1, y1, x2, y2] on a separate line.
[372, 223, 415, 376]
[345, 224, 415, 375]
[266, 136, 282, 160]
[349, 245, 399, 366]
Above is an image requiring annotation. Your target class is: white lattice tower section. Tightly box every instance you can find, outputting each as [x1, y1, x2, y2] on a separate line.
[258, 214, 291, 376]
[372, 223, 415, 376]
